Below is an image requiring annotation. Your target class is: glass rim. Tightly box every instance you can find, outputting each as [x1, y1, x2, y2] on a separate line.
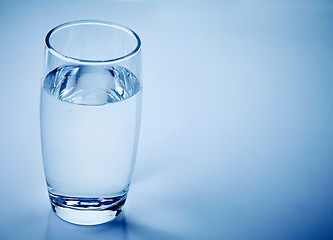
[45, 20, 141, 65]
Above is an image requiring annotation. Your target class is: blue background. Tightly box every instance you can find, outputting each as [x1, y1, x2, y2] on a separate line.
[0, 0, 333, 239]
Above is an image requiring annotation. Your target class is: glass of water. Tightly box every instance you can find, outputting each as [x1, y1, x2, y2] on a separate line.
[40, 20, 142, 225]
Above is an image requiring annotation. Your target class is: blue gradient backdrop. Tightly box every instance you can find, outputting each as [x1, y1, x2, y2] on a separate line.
[0, 0, 332, 239]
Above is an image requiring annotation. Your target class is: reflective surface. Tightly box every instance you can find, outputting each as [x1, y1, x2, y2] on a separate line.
[40, 21, 142, 225]
[0, 0, 333, 239]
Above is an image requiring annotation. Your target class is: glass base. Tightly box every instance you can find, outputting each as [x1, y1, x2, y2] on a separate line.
[49, 192, 127, 225]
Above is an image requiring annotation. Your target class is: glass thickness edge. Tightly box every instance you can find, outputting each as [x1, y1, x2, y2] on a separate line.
[45, 20, 141, 65]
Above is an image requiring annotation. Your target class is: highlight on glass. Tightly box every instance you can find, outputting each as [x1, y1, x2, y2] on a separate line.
[40, 20, 142, 225]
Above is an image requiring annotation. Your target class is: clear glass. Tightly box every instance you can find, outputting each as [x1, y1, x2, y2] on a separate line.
[40, 20, 142, 225]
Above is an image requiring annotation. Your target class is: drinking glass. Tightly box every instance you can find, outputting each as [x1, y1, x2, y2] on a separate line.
[40, 20, 142, 225]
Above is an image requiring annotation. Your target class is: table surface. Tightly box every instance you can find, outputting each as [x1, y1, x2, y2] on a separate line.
[0, 0, 333, 239]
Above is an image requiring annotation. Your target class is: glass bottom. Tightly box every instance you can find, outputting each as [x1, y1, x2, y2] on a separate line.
[49, 192, 127, 225]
